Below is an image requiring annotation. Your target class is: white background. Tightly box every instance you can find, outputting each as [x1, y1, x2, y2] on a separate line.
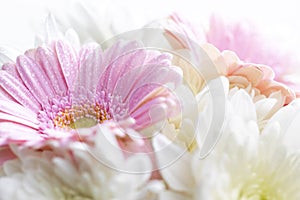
[0, 0, 300, 53]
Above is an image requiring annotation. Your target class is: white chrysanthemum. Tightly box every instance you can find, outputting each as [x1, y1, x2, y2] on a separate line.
[0, 125, 164, 200]
[153, 89, 300, 200]
[195, 122, 300, 199]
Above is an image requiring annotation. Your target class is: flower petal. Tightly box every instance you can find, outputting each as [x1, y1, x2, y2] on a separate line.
[233, 65, 264, 86]
[55, 40, 79, 90]
[98, 43, 146, 94]
[45, 14, 63, 44]
[0, 71, 40, 112]
[112, 63, 182, 129]
[76, 44, 103, 95]
[1, 63, 21, 82]
[114, 64, 182, 107]
[159, 191, 188, 200]
[230, 89, 257, 122]
[36, 46, 68, 94]
[255, 98, 277, 121]
[129, 88, 179, 129]
[267, 100, 300, 151]
[0, 122, 42, 146]
[0, 99, 38, 122]
[0, 113, 38, 129]
[16, 55, 56, 105]
[152, 135, 194, 192]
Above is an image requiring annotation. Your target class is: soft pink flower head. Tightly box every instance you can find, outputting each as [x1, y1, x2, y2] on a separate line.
[160, 13, 296, 104]
[0, 39, 182, 164]
[206, 15, 300, 93]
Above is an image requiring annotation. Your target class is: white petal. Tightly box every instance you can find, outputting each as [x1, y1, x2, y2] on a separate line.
[152, 135, 194, 192]
[197, 76, 228, 158]
[255, 98, 277, 121]
[45, 14, 63, 44]
[267, 99, 300, 151]
[229, 89, 256, 122]
[159, 191, 188, 200]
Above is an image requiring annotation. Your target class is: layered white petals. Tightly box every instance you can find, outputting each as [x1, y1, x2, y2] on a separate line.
[0, 126, 163, 200]
[155, 88, 300, 199]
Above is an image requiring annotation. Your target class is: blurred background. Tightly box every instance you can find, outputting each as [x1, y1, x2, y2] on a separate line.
[0, 0, 300, 54]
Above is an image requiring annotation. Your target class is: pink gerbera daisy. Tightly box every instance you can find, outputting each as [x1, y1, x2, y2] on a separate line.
[0, 39, 182, 164]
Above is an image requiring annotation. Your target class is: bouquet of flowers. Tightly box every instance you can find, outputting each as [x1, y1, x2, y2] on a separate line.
[0, 2, 299, 199]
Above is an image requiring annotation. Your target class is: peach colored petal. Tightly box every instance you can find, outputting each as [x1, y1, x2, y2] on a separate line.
[228, 76, 251, 89]
[233, 65, 264, 86]
[221, 50, 241, 74]
[256, 65, 275, 80]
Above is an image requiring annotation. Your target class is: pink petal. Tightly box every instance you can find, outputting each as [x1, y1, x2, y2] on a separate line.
[209, 16, 224, 47]
[112, 65, 156, 103]
[102, 40, 142, 67]
[130, 96, 168, 118]
[1, 64, 24, 101]
[16, 55, 55, 105]
[1, 63, 21, 81]
[76, 44, 103, 95]
[130, 89, 178, 129]
[130, 100, 167, 129]
[36, 47, 68, 94]
[0, 122, 42, 146]
[0, 91, 13, 102]
[98, 42, 146, 94]
[0, 87, 15, 102]
[0, 99, 38, 124]
[24, 49, 37, 59]
[0, 146, 16, 165]
[0, 113, 38, 129]
[113, 64, 182, 109]
[144, 51, 172, 66]
[55, 40, 79, 91]
[98, 41, 176, 96]
[0, 70, 40, 112]
[127, 84, 159, 111]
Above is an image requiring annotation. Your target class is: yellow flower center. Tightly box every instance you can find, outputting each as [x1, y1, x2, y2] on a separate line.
[53, 103, 111, 129]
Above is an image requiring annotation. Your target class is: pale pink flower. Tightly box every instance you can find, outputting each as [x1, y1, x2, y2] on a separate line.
[206, 15, 300, 93]
[0, 39, 182, 164]
[161, 14, 296, 106]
